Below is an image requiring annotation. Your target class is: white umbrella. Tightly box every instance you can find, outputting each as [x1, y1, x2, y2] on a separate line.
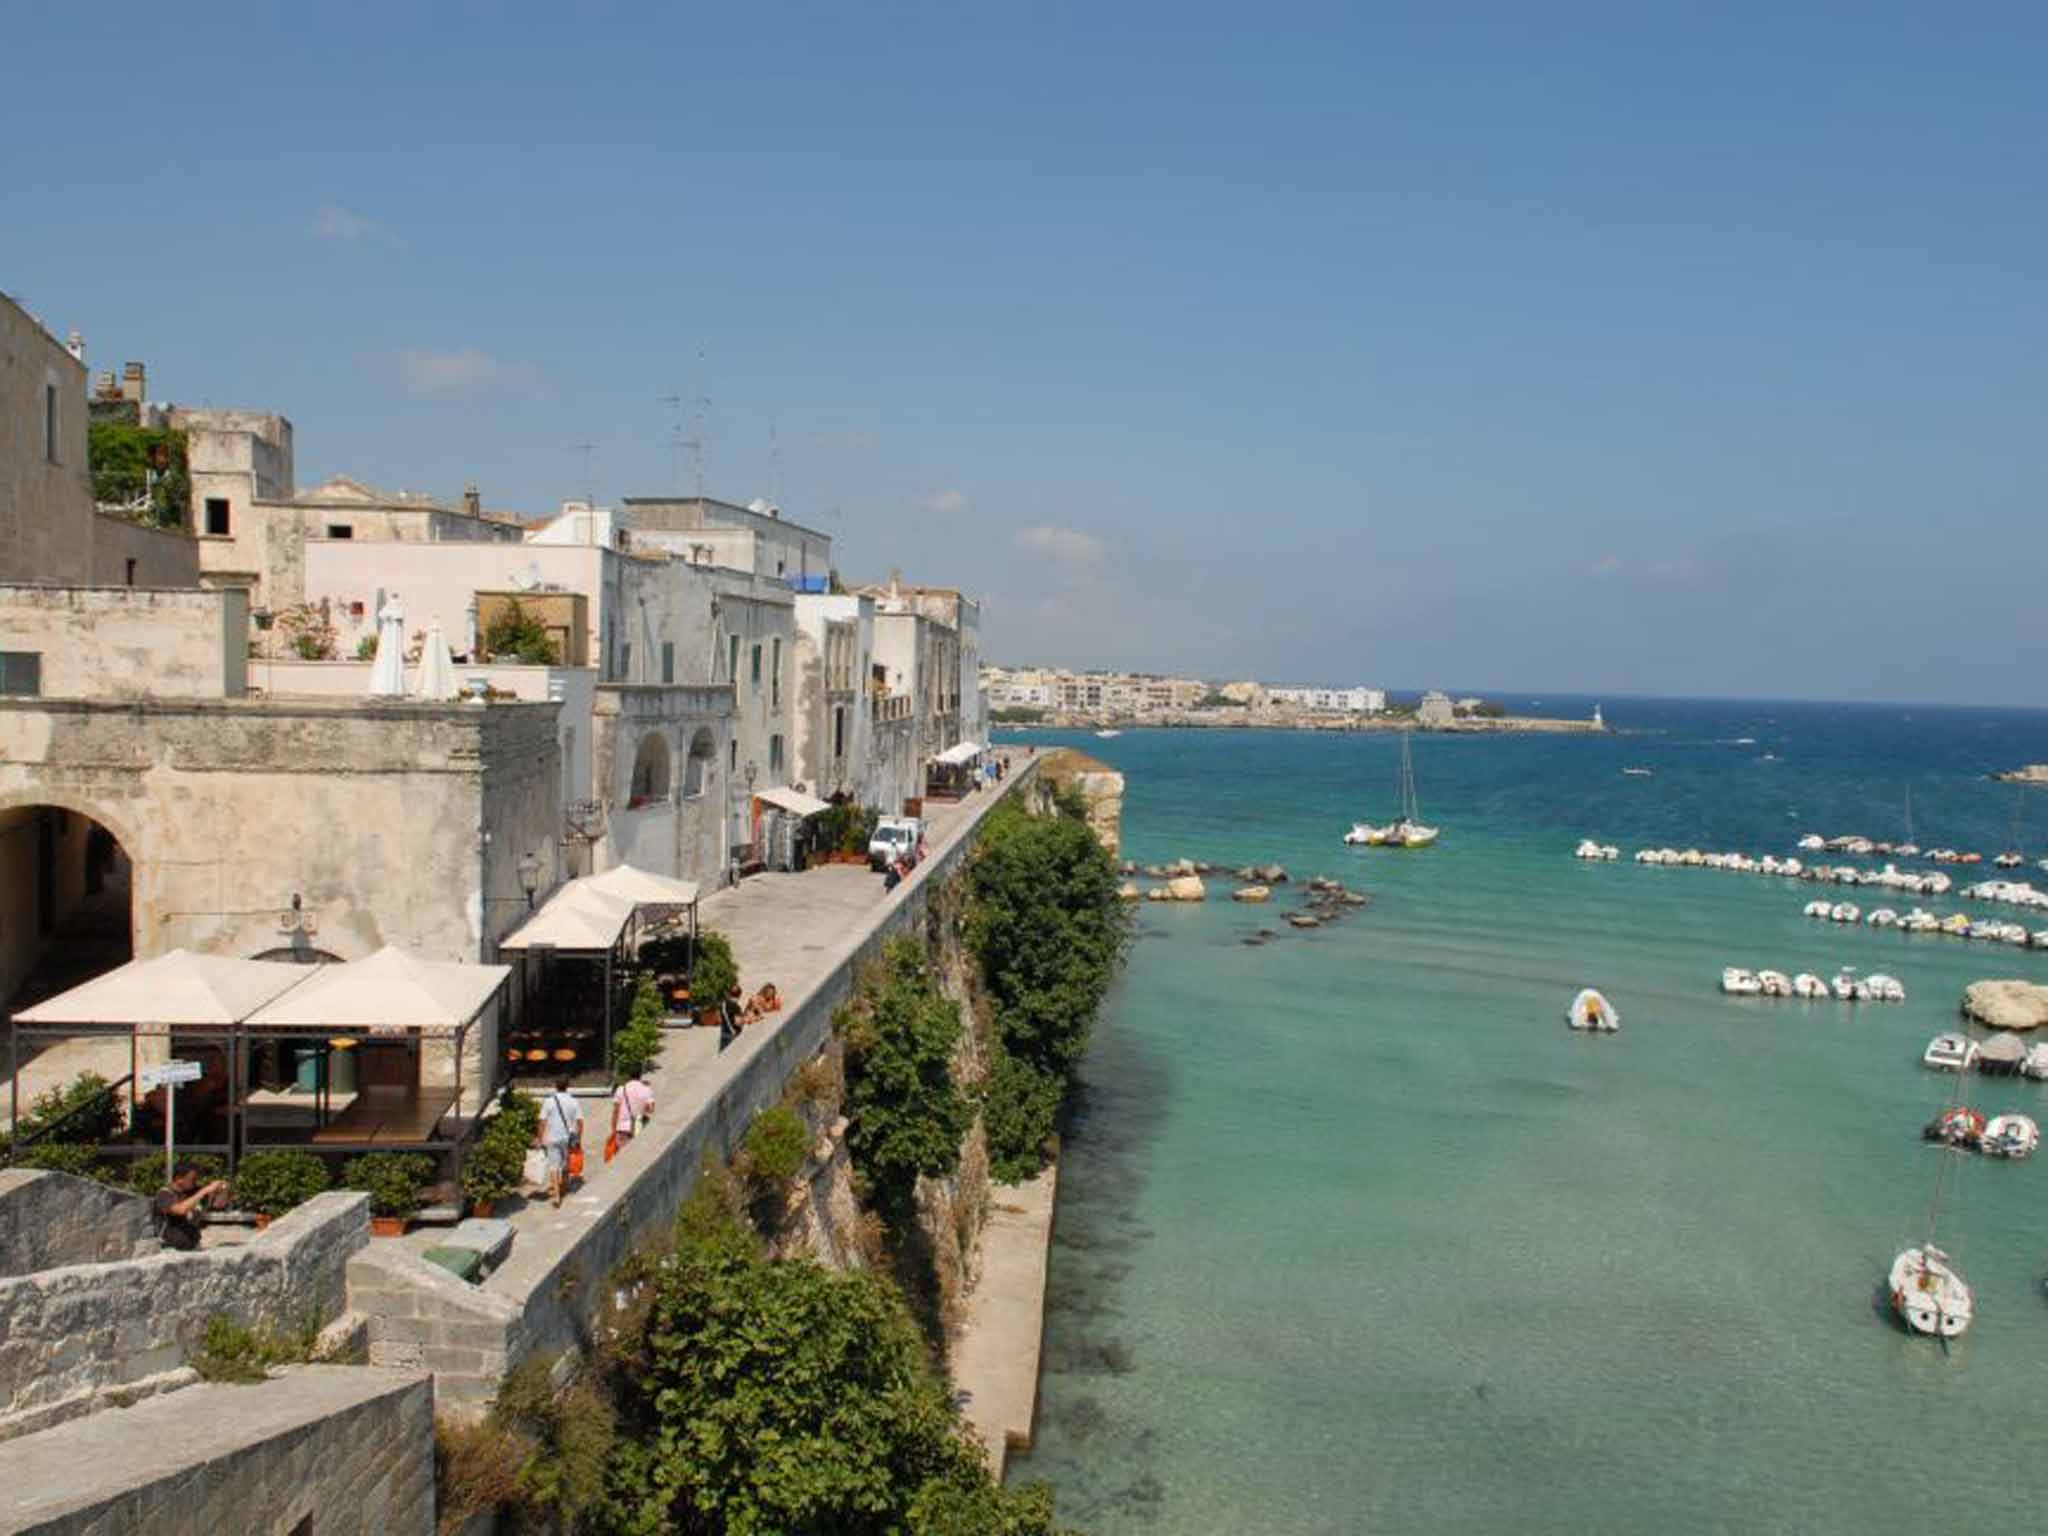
[416, 616, 456, 699]
[367, 593, 407, 697]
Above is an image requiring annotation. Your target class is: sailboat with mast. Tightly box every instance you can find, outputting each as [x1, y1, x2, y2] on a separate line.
[1889, 1042, 1976, 1338]
[1389, 731, 1439, 849]
[1896, 786, 1920, 858]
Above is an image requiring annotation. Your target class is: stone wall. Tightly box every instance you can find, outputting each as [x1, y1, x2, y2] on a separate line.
[0, 1171, 152, 1278]
[0, 295, 94, 586]
[0, 1365, 433, 1536]
[0, 1191, 368, 1442]
[89, 514, 202, 589]
[0, 584, 246, 701]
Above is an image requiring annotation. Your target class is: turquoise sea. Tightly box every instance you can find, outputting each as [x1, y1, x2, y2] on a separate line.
[1011, 700, 2048, 1534]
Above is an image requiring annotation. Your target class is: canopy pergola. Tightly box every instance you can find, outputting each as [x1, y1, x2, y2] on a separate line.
[8, 945, 509, 1170]
[495, 864, 700, 1085]
[926, 740, 988, 799]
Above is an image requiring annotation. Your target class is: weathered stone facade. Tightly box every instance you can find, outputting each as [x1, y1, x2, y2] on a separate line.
[0, 1191, 368, 1442]
[0, 585, 246, 701]
[0, 1365, 433, 1535]
[0, 295, 93, 586]
[0, 1171, 151, 1278]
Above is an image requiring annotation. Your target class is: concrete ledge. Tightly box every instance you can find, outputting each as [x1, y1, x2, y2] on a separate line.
[951, 1163, 1058, 1478]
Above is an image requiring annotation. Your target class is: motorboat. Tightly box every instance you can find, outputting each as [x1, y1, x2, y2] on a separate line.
[1981, 1114, 2040, 1159]
[2020, 1042, 2048, 1081]
[1924, 1105, 1986, 1147]
[1757, 969, 1792, 997]
[1829, 970, 1858, 1000]
[1621, 767, 1654, 777]
[1344, 823, 1391, 847]
[1830, 902, 1861, 924]
[1797, 833, 1827, 852]
[1863, 973, 1905, 1002]
[1791, 972, 1828, 999]
[1094, 729, 1122, 738]
[1889, 1246, 1973, 1338]
[1994, 852, 2024, 868]
[1866, 908, 1899, 928]
[1566, 987, 1619, 1032]
[1720, 967, 1763, 996]
[1573, 839, 1619, 861]
[1802, 899, 1833, 918]
[1924, 1033, 1978, 1071]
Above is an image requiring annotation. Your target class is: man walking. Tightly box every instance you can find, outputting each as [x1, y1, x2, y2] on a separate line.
[540, 1076, 583, 1208]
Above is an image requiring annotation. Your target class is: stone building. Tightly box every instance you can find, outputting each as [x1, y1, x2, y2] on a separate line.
[0, 293, 94, 586]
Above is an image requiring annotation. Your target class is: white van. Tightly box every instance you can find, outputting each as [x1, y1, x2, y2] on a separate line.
[867, 816, 923, 870]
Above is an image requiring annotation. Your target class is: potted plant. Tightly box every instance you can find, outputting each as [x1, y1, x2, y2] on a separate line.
[342, 1151, 435, 1236]
[690, 931, 740, 1028]
[459, 1133, 525, 1217]
[231, 1149, 329, 1228]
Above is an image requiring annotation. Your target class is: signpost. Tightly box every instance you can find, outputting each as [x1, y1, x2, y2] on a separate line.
[140, 1060, 204, 1178]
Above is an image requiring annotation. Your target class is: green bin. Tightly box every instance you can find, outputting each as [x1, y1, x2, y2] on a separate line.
[421, 1246, 484, 1283]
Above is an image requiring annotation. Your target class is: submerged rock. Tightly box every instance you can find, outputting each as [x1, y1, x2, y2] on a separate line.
[1963, 979, 2048, 1030]
[1287, 912, 1321, 929]
[1259, 864, 1289, 884]
[1232, 885, 1272, 903]
[1117, 881, 1141, 902]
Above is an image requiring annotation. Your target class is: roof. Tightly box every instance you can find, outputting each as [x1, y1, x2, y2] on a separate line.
[934, 741, 985, 766]
[12, 949, 313, 1028]
[242, 946, 508, 1031]
[756, 785, 831, 817]
[579, 863, 701, 907]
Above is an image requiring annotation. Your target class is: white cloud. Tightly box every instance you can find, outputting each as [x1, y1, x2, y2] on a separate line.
[922, 488, 968, 514]
[398, 346, 535, 399]
[310, 204, 403, 248]
[1013, 524, 1105, 565]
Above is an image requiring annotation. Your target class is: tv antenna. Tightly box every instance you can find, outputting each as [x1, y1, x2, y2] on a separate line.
[569, 441, 596, 503]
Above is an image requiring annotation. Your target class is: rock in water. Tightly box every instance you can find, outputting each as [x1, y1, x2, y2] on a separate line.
[1157, 874, 1207, 902]
[1287, 912, 1321, 929]
[1170, 857, 1199, 876]
[1117, 881, 1141, 902]
[1962, 979, 2048, 1030]
[1232, 885, 1271, 903]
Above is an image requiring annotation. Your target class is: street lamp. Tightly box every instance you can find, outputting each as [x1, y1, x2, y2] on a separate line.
[517, 852, 542, 909]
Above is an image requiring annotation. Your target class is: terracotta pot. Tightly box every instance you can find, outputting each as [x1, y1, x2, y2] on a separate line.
[697, 1007, 722, 1029]
[253, 1214, 273, 1231]
[470, 1199, 494, 1219]
[369, 1215, 407, 1238]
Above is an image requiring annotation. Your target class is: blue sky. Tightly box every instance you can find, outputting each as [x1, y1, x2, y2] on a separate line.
[5, 3, 2045, 703]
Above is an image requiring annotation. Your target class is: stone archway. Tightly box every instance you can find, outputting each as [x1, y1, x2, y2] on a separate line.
[0, 796, 141, 1016]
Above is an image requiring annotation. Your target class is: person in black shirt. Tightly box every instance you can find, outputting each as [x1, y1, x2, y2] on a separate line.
[152, 1163, 226, 1251]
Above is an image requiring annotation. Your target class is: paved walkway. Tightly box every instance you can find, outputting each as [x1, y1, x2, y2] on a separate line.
[951, 1165, 1058, 1478]
[425, 765, 1031, 1281]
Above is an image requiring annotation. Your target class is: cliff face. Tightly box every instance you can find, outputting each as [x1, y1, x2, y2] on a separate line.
[1031, 747, 1126, 855]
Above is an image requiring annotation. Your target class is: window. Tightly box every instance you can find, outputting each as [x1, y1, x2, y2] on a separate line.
[728, 739, 737, 774]
[771, 638, 782, 707]
[750, 644, 762, 690]
[833, 706, 845, 758]
[325, 524, 353, 539]
[685, 728, 715, 797]
[769, 733, 784, 778]
[0, 652, 41, 696]
[44, 384, 57, 461]
[620, 642, 632, 679]
[661, 641, 675, 684]
[204, 498, 231, 536]
[728, 633, 740, 684]
[629, 734, 672, 806]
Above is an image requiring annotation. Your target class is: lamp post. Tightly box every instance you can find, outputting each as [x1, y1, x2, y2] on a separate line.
[517, 852, 542, 909]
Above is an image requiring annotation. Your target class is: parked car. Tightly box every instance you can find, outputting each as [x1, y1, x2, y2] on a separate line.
[868, 816, 924, 871]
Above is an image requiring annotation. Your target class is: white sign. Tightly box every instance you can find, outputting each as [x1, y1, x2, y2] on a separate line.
[141, 1059, 203, 1090]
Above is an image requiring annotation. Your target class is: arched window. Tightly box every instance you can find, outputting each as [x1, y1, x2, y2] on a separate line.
[683, 728, 716, 799]
[629, 733, 672, 807]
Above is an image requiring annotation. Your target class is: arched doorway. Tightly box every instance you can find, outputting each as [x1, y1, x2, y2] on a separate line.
[2, 804, 135, 1016]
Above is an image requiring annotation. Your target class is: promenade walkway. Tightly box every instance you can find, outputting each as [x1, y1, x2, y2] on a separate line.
[418, 761, 1033, 1295]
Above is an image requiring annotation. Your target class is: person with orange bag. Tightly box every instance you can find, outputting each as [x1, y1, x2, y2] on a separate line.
[608, 1071, 654, 1161]
[540, 1075, 584, 1208]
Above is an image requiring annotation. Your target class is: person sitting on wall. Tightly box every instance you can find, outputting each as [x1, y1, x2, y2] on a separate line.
[718, 985, 743, 1051]
[751, 983, 781, 1016]
[152, 1162, 227, 1252]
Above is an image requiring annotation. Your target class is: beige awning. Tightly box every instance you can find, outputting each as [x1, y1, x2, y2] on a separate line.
[755, 785, 830, 818]
[579, 863, 700, 908]
[12, 948, 316, 1028]
[934, 741, 984, 766]
[496, 883, 637, 952]
[243, 946, 509, 1032]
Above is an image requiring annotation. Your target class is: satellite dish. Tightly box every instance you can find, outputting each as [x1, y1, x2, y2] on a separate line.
[509, 562, 541, 592]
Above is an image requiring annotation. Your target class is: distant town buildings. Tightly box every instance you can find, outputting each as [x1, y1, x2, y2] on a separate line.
[1267, 685, 1386, 714]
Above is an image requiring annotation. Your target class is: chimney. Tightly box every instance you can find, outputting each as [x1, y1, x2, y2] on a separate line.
[121, 361, 145, 405]
[65, 331, 85, 363]
[462, 484, 481, 517]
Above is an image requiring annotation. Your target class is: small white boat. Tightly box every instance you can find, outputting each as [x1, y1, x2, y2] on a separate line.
[1830, 902, 1861, 923]
[1803, 899, 1833, 918]
[1344, 822, 1391, 846]
[1721, 967, 1763, 996]
[1621, 767, 1654, 777]
[2021, 1042, 2048, 1081]
[1994, 852, 2024, 869]
[1981, 1114, 2040, 1159]
[1566, 987, 1619, 1032]
[1094, 729, 1122, 739]
[1829, 970, 1858, 1000]
[1791, 972, 1828, 999]
[1889, 1246, 1973, 1337]
[1757, 969, 1792, 997]
[1797, 833, 1827, 852]
[1866, 908, 1899, 928]
[1924, 1033, 1979, 1071]
[1863, 973, 1905, 1002]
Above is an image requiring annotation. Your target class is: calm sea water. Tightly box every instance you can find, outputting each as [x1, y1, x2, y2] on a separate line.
[1011, 699, 2048, 1534]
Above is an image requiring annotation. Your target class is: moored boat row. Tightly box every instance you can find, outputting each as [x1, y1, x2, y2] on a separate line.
[1800, 900, 2048, 947]
[1721, 966, 1903, 1001]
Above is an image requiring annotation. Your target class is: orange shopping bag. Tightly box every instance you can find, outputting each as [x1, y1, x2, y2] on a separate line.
[568, 1143, 585, 1180]
[603, 1130, 620, 1163]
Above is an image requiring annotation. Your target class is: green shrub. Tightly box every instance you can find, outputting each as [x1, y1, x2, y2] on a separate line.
[87, 420, 190, 526]
[12, 1070, 124, 1150]
[840, 938, 972, 1220]
[488, 1088, 542, 1150]
[354, 634, 378, 661]
[742, 1105, 809, 1184]
[611, 975, 666, 1078]
[124, 1151, 227, 1196]
[482, 598, 559, 664]
[231, 1150, 330, 1217]
[190, 1313, 321, 1384]
[689, 930, 739, 1007]
[341, 1151, 435, 1218]
[460, 1133, 526, 1208]
[17, 1142, 109, 1180]
[982, 1052, 1066, 1184]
